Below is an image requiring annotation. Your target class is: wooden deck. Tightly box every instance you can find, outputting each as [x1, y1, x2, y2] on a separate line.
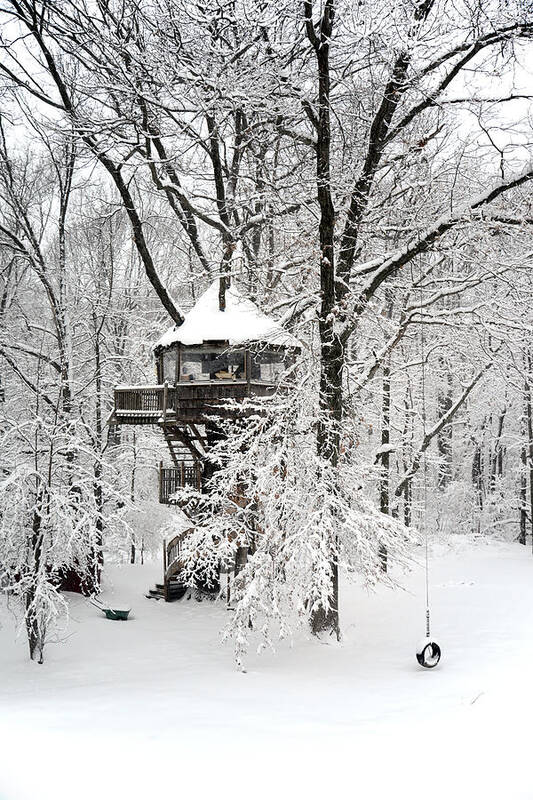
[113, 380, 276, 425]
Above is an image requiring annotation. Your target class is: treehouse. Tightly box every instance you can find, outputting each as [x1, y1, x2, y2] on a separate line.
[112, 280, 300, 429]
[110, 280, 300, 599]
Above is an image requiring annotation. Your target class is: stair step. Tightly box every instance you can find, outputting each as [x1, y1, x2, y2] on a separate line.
[149, 584, 185, 592]
[146, 577, 188, 602]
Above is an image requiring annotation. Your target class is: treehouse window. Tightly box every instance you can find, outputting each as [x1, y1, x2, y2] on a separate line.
[251, 350, 286, 382]
[180, 348, 246, 381]
[162, 350, 177, 383]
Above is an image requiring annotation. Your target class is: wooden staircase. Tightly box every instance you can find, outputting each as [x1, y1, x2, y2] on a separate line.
[163, 429, 194, 467]
[162, 422, 206, 464]
[146, 528, 192, 602]
[146, 576, 187, 602]
[146, 525, 220, 602]
[158, 422, 205, 508]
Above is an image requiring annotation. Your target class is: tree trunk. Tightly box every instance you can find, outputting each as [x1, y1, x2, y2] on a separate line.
[130, 430, 137, 564]
[306, 0, 340, 639]
[437, 360, 453, 489]
[404, 478, 412, 528]
[379, 359, 391, 571]
[471, 420, 485, 513]
[489, 402, 506, 493]
[25, 585, 43, 664]
[26, 495, 44, 663]
[234, 546, 248, 576]
[525, 350, 533, 551]
[93, 315, 104, 580]
[519, 434, 527, 546]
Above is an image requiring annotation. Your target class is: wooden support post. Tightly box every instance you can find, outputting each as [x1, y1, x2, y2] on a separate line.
[180, 460, 185, 488]
[163, 538, 168, 602]
[190, 423, 207, 451]
[163, 380, 168, 426]
[245, 349, 251, 395]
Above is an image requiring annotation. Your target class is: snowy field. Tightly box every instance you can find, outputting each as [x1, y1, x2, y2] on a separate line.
[1, 539, 532, 800]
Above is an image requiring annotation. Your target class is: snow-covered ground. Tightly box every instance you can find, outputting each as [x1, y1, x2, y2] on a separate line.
[1, 540, 532, 800]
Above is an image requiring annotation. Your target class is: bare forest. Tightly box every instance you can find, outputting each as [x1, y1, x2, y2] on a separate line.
[1, 0, 533, 715]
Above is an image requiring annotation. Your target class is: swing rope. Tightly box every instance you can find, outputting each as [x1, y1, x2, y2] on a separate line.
[416, 261, 441, 669]
[420, 276, 431, 639]
[415, 264, 441, 668]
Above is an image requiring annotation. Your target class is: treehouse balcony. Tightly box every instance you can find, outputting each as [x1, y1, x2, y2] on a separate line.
[113, 376, 280, 426]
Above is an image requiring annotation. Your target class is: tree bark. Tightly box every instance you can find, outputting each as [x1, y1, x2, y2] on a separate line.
[472, 429, 484, 513]
[519, 430, 527, 546]
[26, 488, 45, 663]
[525, 350, 533, 551]
[130, 431, 137, 564]
[379, 359, 391, 572]
[437, 359, 453, 489]
[93, 311, 104, 577]
[305, 0, 340, 639]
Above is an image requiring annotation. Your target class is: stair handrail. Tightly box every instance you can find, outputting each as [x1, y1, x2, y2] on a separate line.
[165, 527, 194, 573]
[163, 526, 194, 601]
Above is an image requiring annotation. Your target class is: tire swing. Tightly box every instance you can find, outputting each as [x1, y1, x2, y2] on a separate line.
[415, 532, 441, 668]
[414, 273, 441, 670]
[416, 615, 441, 669]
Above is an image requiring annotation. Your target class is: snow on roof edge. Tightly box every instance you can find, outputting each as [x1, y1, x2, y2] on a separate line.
[153, 281, 301, 351]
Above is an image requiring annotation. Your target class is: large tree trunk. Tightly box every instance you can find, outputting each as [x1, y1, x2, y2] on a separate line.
[93, 314, 104, 579]
[306, 0, 340, 639]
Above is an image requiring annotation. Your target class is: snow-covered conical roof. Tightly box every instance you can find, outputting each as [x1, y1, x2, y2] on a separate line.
[154, 281, 301, 351]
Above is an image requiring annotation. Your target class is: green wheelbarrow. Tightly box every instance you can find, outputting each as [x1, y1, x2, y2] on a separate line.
[90, 598, 131, 621]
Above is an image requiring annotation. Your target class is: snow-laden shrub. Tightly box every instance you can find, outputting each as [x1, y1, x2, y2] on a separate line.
[0, 418, 129, 662]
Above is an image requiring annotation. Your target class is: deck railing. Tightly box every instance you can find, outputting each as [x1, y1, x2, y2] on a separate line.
[114, 379, 279, 423]
[159, 461, 202, 504]
[114, 385, 168, 415]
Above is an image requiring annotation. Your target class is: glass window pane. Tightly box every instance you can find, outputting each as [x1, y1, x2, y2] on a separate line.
[180, 348, 246, 381]
[250, 350, 286, 382]
[163, 350, 177, 382]
[180, 351, 203, 381]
